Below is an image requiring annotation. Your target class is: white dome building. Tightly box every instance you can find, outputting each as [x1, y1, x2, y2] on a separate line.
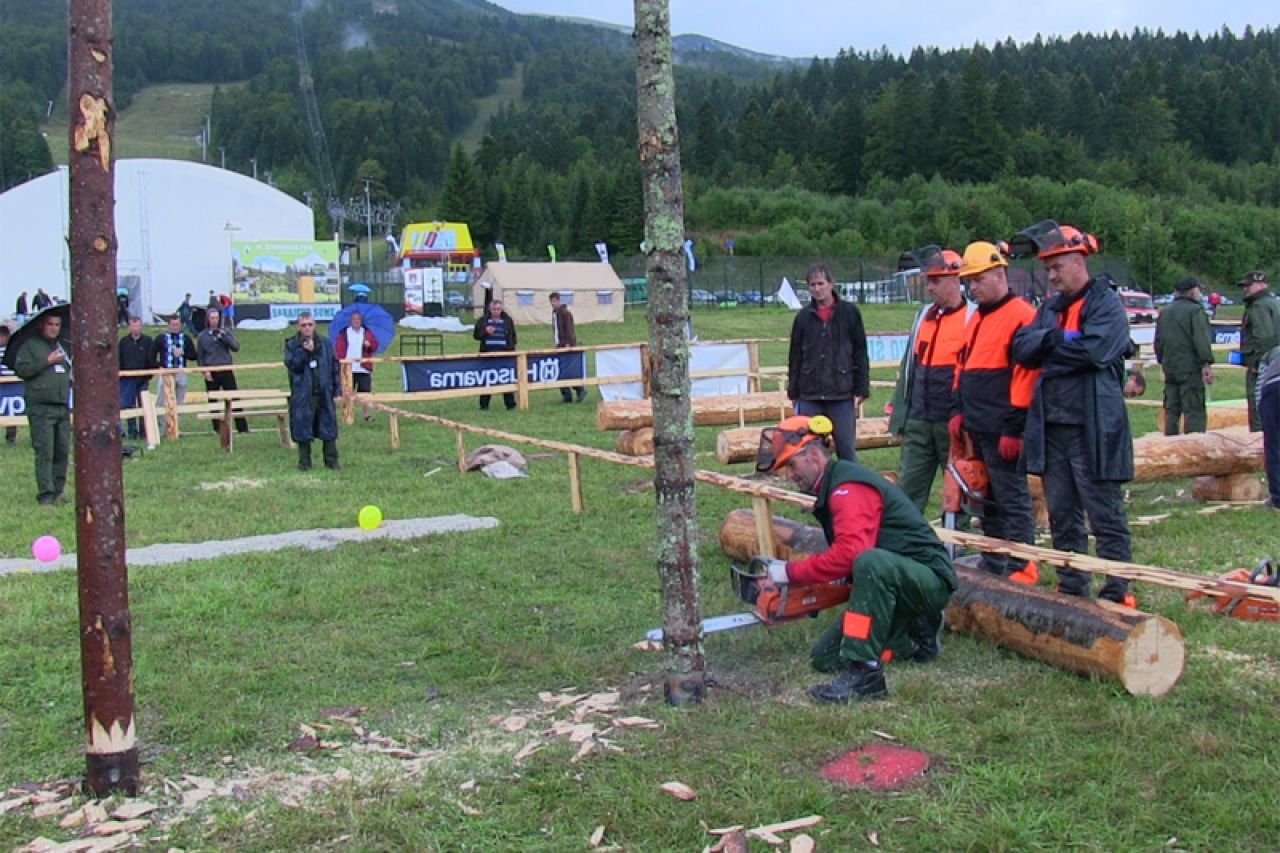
[0, 159, 314, 320]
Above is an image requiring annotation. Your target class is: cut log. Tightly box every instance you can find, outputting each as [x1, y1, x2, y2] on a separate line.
[616, 427, 655, 456]
[1027, 475, 1050, 530]
[1132, 427, 1262, 482]
[596, 392, 793, 430]
[715, 418, 897, 464]
[1191, 473, 1264, 503]
[718, 509, 1185, 697]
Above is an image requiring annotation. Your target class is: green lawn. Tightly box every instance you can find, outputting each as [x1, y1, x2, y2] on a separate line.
[1, 304, 1277, 850]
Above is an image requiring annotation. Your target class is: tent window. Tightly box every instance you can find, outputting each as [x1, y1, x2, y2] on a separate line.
[596, 291, 614, 306]
[558, 291, 574, 305]
[516, 290, 534, 306]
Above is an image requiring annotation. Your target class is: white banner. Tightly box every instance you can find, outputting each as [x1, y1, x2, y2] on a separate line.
[594, 242, 610, 264]
[596, 343, 749, 401]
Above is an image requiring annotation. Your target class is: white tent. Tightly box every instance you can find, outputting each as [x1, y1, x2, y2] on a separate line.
[0, 159, 314, 321]
[472, 262, 625, 326]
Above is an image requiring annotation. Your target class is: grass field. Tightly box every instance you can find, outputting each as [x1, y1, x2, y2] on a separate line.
[41, 83, 230, 166]
[1, 304, 1277, 850]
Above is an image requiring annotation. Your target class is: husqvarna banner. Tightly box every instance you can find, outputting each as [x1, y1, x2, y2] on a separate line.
[401, 352, 586, 393]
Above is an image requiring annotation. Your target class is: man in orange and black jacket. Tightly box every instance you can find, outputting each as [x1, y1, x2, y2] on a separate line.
[889, 246, 972, 514]
[951, 241, 1040, 584]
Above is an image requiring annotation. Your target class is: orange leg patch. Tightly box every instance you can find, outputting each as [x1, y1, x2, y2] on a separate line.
[842, 611, 872, 640]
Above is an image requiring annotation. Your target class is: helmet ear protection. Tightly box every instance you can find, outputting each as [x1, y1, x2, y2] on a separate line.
[756, 415, 834, 473]
[1010, 220, 1100, 260]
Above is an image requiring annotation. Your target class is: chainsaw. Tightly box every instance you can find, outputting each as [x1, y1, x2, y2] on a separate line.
[941, 429, 987, 557]
[645, 556, 851, 642]
[1185, 558, 1280, 621]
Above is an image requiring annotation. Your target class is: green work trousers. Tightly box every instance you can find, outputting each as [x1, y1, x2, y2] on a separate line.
[809, 548, 953, 670]
[1162, 379, 1206, 435]
[1247, 368, 1261, 432]
[28, 403, 70, 502]
[896, 418, 950, 514]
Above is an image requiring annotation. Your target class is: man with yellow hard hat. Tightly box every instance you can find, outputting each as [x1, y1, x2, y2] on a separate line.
[951, 240, 1041, 584]
[755, 414, 956, 703]
[1010, 221, 1136, 607]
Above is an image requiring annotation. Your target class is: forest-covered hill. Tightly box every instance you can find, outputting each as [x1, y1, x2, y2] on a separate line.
[1, 0, 1278, 285]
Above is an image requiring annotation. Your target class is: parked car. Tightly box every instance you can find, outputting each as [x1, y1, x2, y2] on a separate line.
[1119, 290, 1157, 324]
[689, 288, 717, 305]
[1154, 293, 1176, 306]
[715, 290, 744, 305]
[739, 291, 763, 304]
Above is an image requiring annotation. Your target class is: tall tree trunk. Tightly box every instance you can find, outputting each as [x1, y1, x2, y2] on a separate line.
[69, 0, 138, 795]
[634, 0, 704, 705]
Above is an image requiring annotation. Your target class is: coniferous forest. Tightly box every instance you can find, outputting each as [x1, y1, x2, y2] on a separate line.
[1, 0, 1279, 286]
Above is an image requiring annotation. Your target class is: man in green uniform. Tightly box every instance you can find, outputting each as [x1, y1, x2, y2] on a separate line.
[755, 414, 957, 703]
[1238, 270, 1280, 431]
[1154, 276, 1215, 434]
[13, 314, 72, 505]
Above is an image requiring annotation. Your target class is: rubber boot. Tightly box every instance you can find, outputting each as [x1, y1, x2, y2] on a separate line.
[298, 441, 312, 471]
[808, 660, 887, 704]
[907, 611, 944, 663]
[1008, 560, 1040, 586]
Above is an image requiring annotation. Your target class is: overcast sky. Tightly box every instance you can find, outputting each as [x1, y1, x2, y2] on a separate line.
[494, 1, 1278, 58]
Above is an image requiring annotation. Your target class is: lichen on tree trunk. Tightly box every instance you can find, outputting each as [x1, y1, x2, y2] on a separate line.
[69, 0, 139, 795]
[633, 0, 705, 705]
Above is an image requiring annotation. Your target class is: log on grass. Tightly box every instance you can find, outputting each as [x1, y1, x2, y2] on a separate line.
[616, 427, 655, 456]
[719, 509, 1185, 697]
[1132, 427, 1263, 482]
[715, 417, 896, 464]
[1190, 473, 1264, 503]
[596, 392, 793, 431]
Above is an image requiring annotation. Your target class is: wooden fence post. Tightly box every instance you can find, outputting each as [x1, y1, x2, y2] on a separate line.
[341, 361, 355, 424]
[163, 373, 178, 439]
[752, 496, 777, 557]
[389, 413, 400, 450]
[568, 452, 583, 513]
[516, 352, 530, 410]
[747, 341, 760, 393]
[456, 428, 467, 472]
[639, 343, 651, 398]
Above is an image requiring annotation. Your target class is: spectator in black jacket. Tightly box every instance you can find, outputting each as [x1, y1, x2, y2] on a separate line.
[118, 316, 152, 440]
[473, 299, 518, 411]
[786, 264, 870, 460]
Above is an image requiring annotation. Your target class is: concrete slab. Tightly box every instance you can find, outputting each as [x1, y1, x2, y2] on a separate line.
[0, 515, 500, 576]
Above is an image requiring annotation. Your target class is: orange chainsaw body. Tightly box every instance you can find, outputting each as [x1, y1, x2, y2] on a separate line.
[1185, 561, 1280, 621]
[732, 562, 850, 625]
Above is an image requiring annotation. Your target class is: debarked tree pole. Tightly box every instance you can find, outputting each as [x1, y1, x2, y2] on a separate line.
[635, 0, 705, 706]
[719, 509, 1185, 697]
[69, 0, 139, 795]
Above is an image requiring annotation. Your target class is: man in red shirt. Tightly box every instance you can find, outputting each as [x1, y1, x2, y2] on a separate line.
[756, 415, 957, 703]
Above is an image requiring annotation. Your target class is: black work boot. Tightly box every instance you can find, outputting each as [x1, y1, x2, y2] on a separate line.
[322, 439, 340, 470]
[298, 441, 312, 471]
[907, 611, 944, 663]
[808, 660, 887, 704]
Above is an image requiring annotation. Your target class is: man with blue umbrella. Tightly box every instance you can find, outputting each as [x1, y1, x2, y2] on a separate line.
[330, 284, 394, 422]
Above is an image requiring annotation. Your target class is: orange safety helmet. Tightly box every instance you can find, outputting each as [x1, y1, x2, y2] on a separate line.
[957, 241, 1008, 278]
[1010, 220, 1100, 260]
[756, 415, 833, 473]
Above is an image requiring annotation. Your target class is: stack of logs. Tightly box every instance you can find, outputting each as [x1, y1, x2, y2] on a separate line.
[718, 509, 1186, 697]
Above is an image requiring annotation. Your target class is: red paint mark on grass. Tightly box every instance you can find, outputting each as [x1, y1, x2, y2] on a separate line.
[820, 743, 931, 790]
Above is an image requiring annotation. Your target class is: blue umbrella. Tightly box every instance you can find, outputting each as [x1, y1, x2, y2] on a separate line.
[329, 302, 395, 354]
[348, 283, 372, 295]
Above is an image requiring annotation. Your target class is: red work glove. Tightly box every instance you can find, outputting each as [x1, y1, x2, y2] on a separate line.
[998, 435, 1023, 462]
[948, 414, 965, 442]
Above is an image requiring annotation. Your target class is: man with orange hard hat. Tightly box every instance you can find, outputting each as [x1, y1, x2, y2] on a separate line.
[755, 414, 956, 703]
[1011, 221, 1136, 606]
[951, 240, 1041, 584]
[889, 246, 973, 514]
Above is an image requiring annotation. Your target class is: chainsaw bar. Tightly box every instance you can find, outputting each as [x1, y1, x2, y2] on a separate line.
[644, 611, 762, 642]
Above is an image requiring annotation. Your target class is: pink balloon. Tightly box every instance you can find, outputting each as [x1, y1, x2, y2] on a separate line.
[32, 535, 62, 563]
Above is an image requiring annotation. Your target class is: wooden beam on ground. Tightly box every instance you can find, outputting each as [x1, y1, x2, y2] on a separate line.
[617, 427, 655, 456]
[1132, 426, 1263, 482]
[596, 391, 793, 430]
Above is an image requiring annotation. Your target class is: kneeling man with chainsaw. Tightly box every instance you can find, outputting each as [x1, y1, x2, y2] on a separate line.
[755, 415, 957, 703]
